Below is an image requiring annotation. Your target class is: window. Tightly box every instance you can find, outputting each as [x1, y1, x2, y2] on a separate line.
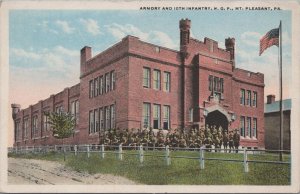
[220, 78, 224, 93]
[105, 106, 110, 130]
[71, 100, 79, 125]
[163, 105, 170, 130]
[75, 100, 79, 125]
[143, 67, 150, 88]
[189, 108, 193, 122]
[32, 115, 38, 138]
[163, 72, 170, 92]
[16, 121, 21, 140]
[99, 76, 104, 95]
[142, 103, 150, 128]
[71, 101, 75, 116]
[94, 109, 99, 132]
[240, 89, 245, 105]
[56, 106, 63, 113]
[153, 70, 161, 90]
[247, 117, 251, 137]
[253, 92, 257, 107]
[214, 77, 218, 91]
[209, 75, 213, 91]
[94, 77, 99, 97]
[110, 105, 115, 129]
[43, 113, 49, 132]
[209, 75, 224, 94]
[253, 118, 257, 138]
[240, 116, 245, 137]
[89, 111, 94, 134]
[99, 108, 104, 131]
[105, 73, 110, 93]
[153, 104, 161, 129]
[247, 90, 251, 106]
[24, 118, 29, 139]
[89, 80, 94, 98]
[111, 71, 115, 91]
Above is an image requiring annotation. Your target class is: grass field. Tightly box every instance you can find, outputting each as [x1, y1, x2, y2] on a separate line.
[8, 150, 290, 185]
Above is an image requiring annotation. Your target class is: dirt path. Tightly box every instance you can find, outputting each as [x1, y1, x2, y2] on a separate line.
[8, 157, 137, 185]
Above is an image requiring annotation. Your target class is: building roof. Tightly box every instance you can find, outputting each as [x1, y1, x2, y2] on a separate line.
[264, 99, 292, 113]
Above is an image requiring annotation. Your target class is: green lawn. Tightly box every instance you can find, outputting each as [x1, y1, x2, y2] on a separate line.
[8, 150, 290, 185]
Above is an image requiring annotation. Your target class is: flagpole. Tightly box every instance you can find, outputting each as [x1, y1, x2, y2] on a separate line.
[279, 20, 283, 161]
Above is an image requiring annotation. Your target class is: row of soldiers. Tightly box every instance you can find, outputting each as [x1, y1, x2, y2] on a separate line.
[100, 125, 240, 153]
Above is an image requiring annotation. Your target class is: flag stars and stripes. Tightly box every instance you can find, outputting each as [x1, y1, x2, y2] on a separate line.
[259, 28, 279, 56]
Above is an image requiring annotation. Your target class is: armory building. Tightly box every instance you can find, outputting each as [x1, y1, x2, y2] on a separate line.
[11, 19, 265, 149]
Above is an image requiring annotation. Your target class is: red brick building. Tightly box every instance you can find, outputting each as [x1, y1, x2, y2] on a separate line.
[11, 19, 265, 149]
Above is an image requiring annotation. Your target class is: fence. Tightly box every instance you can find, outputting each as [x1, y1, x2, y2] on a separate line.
[8, 144, 290, 173]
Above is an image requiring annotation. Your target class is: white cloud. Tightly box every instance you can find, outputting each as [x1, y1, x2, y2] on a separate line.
[236, 43, 291, 102]
[149, 31, 177, 49]
[240, 31, 262, 47]
[11, 48, 41, 60]
[55, 20, 75, 34]
[54, 45, 78, 57]
[79, 19, 101, 36]
[105, 23, 177, 49]
[11, 46, 80, 79]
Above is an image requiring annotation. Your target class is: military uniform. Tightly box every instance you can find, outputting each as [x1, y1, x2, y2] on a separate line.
[223, 131, 229, 153]
[233, 129, 240, 153]
[228, 131, 234, 153]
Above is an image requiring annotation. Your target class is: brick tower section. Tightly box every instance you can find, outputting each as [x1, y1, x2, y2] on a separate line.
[179, 18, 196, 129]
[225, 37, 235, 69]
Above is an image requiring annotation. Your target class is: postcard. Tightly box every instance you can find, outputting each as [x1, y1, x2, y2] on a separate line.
[0, 0, 299, 193]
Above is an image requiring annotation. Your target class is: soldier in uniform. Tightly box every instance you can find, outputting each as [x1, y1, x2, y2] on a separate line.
[178, 134, 187, 148]
[148, 132, 156, 149]
[223, 130, 229, 153]
[233, 129, 240, 153]
[195, 136, 202, 148]
[218, 127, 223, 152]
[213, 135, 220, 152]
[157, 132, 165, 148]
[104, 132, 111, 146]
[228, 130, 234, 153]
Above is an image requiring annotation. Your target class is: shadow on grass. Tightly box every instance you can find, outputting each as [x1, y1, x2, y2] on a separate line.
[8, 150, 290, 185]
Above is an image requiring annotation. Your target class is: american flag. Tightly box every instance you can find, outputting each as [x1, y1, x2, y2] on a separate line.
[259, 28, 279, 56]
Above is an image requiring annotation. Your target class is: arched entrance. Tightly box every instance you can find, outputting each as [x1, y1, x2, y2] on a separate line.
[205, 110, 228, 131]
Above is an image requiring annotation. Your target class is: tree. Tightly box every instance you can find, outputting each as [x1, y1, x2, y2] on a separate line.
[46, 111, 75, 161]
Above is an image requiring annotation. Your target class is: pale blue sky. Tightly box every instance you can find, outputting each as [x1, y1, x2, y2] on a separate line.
[9, 10, 292, 108]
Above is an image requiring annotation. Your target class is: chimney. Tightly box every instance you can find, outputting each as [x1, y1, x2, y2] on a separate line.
[80, 46, 92, 66]
[179, 18, 191, 58]
[11, 104, 21, 119]
[267, 95, 276, 104]
[225, 37, 235, 68]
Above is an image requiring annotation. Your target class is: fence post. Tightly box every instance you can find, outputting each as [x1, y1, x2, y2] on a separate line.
[74, 145, 77, 156]
[87, 144, 90, 158]
[139, 145, 144, 164]
[26, 146, 28, 154]
[165, 145, 171, 166]
[33, 145, 35, 154]
[100, 144, 105, 159]
[200, 147, 205, 169]
[244, 147, 249, 173]
[118, 144, 123, 161]
[54, 145, 57, 152]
